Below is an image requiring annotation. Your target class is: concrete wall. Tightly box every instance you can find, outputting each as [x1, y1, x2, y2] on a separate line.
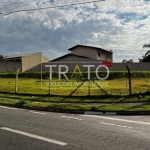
[0, 60, 22, 72]
[42, 62, 150, 72]
[42, 61, 103, 72]
[0, 59, 149, 73]
[110, 63, 150, 71]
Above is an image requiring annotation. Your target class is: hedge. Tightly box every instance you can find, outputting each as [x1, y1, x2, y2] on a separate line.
[0, 71, 149, 80]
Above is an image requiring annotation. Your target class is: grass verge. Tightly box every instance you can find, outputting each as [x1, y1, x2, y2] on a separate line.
[0, 92, 150, 103]
[0, 97, 150, 112]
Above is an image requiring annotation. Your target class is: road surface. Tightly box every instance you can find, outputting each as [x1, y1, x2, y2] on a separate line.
[0, 106, 150, 150]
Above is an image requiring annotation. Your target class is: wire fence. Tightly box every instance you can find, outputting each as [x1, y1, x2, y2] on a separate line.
[0, 75, 149, 96]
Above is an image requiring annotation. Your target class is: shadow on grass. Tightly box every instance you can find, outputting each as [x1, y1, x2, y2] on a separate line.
[90, 105, 106, 111]
[124, 102, 148, 111]
[15, 99, 26, 106]
[0, 90, 150, 104]
[47, 103, 82, 111]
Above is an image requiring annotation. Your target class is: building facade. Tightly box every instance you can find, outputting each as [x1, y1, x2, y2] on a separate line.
[0, 52, 50, 72]
[52, 45, 113, 62]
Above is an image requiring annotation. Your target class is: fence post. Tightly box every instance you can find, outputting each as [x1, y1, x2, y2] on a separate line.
[49, 78, 51, 95]
[126, 65, 132, 95]
[88, 79, 90, 96]
[15, 69, 20, 93]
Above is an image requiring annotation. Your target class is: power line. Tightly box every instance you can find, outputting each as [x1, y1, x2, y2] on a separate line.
[0, 2, 24, 7]
[0, 0, 31, 5]
[0, 0, 18, 4]
[0, 0, 105, 16]
[0, 0, 33, 7]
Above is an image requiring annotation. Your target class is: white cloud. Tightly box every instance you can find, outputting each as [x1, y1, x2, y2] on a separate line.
[0, 0, 149, 62]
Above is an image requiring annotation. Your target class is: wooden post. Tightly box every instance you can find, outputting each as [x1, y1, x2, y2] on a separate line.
[15, 69, 20, 93]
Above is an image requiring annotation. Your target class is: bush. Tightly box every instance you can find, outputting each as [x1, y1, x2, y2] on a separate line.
[0, 71, 149, 80]
[90, 106, 98, 111]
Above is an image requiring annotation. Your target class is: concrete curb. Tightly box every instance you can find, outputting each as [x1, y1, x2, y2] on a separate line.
[1, 104, 150, 115]
[84, 111, 150, 115]
[116, 111, 150, 115]
[84, 111, 117, 115]
[16, 106, 85, 114]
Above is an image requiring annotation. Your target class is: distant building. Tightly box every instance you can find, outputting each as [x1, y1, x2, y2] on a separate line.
[51, 45, 113, 62]
[0, 52, 49, 72]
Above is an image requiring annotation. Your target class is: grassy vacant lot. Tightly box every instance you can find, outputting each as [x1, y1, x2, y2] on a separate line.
[0, 71, 149, 111]
[0, 78, 149, 96]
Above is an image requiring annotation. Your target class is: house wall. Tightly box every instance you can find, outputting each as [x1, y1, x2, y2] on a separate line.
[71, 47, 97, 59]
[22, 52, 43, 72]
[0, 53, 49, 72]
[22, 53, 50, 72]
[42, 55, 50, 62]
[109, 53, 113, 62]
[0, 60, 22, 72]
[97, 51, 113, 62]
[71, 47, 112, 61]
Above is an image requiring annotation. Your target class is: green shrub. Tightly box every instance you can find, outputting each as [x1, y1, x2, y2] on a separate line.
[0, 71, 149, 80]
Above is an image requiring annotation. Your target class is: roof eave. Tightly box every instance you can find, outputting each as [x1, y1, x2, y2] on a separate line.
[68, 45, 112, 53]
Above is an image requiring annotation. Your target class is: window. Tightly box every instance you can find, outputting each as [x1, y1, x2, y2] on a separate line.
[98, 52, 100, 57]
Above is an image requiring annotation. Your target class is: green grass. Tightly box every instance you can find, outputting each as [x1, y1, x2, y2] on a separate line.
[0, 78, 149, 96]
[0, 99, 150, 111]
[0, 93, 150, 103]
[0, 76, 150, 111]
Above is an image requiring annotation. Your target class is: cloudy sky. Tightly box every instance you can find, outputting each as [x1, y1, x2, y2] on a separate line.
[0, 0, 150, 62]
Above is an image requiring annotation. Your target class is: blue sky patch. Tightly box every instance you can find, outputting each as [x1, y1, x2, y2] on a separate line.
[117, 13, 137, 22]
[136, 24, 145, 29]
[138, 15, 147, 20]
[50, 0, 54, 3]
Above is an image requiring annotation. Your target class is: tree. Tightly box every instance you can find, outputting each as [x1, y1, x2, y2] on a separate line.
[142, 55, 150, 62]
[143, 44, 150, 48]
[139, 44, 150, 62]
[138, 57, 143, 62]
[122, 59, 127, 63]
[0, 54, 4, 60]
[122, 59, 133, 63]
[128, 59, 133, 63]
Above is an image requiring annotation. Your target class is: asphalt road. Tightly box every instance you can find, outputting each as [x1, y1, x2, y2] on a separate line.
[1, 106, 150, 150]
